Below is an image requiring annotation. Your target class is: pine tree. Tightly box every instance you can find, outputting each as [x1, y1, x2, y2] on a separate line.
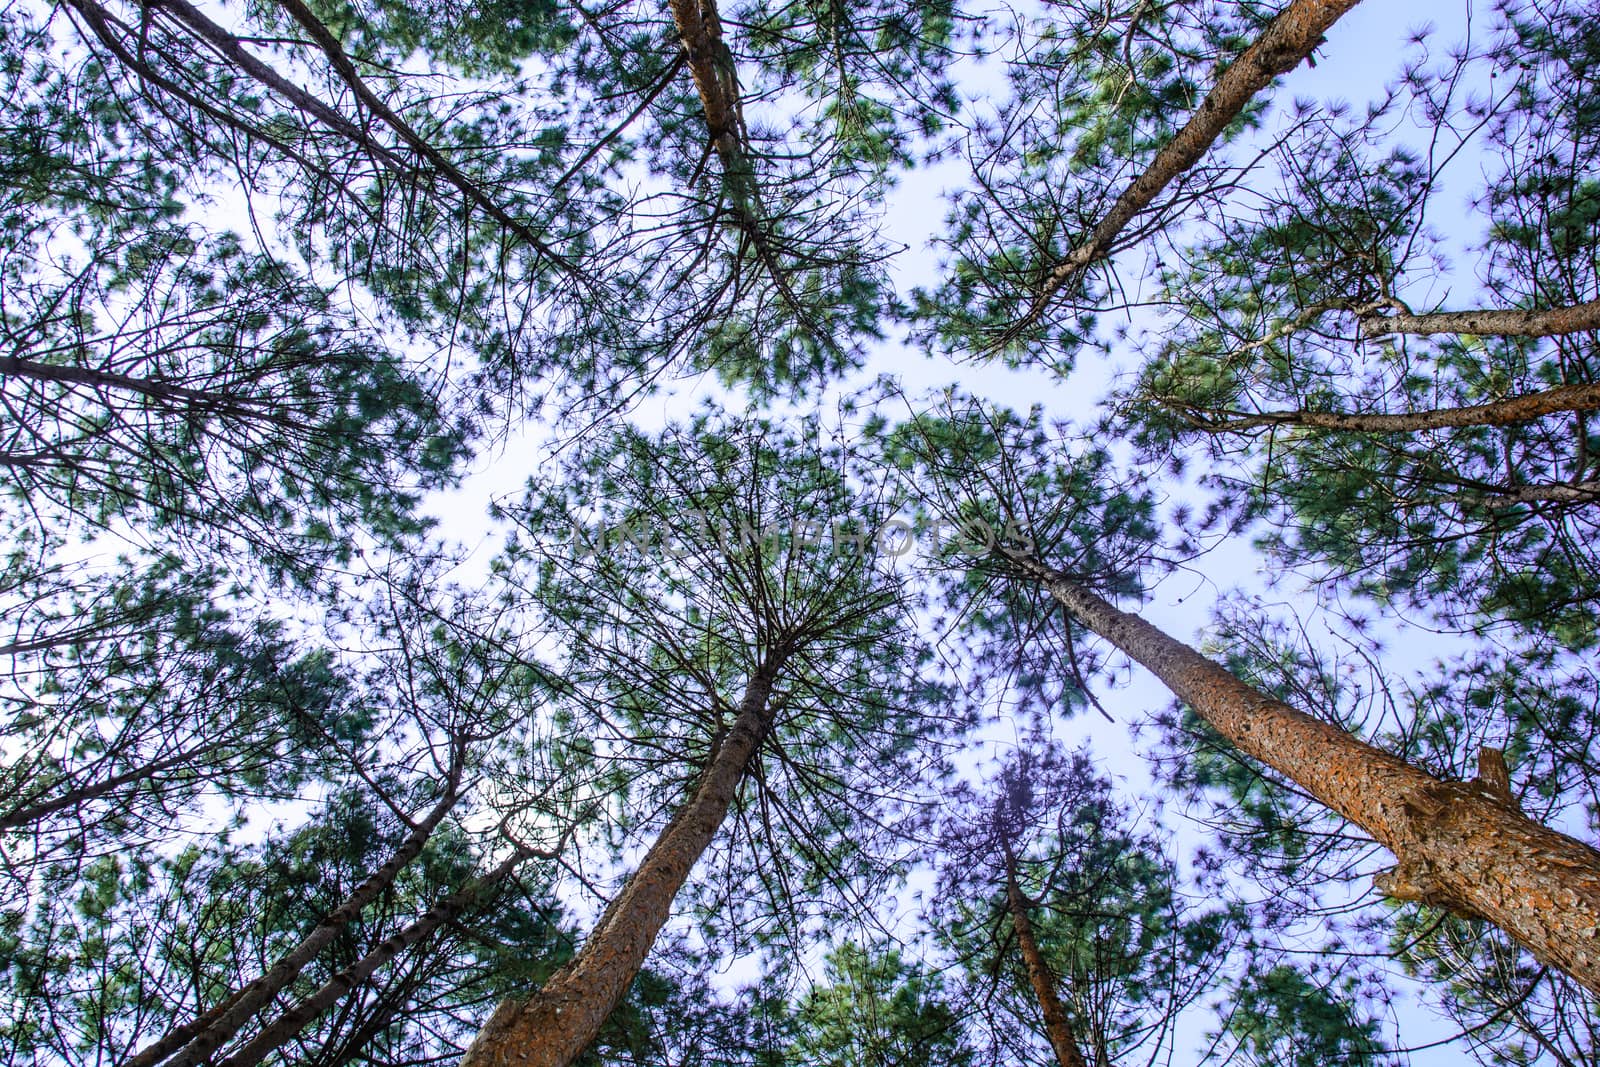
[0, 575, 568, 1067]
[788, 941, 974, 1067]
[932, 742, 1240, 1067]
[460, 407, 952, 1067]
[1118, 4, 1600, 649]
[890, 395, 1600, 997]
[6, 0, 1600, 1061]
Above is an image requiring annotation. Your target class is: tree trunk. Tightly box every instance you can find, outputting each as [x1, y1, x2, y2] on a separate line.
[217, 846, 529, 1067]
[127, 768, 464, 1067]
[666, 0, 817, 331]
[459, 660, 783, 1067]
[1161, 380, 1600, 433]
[1009, 0, 1362, 340]
[1011, 552, 1600, 997]
[1002, 839, 1089, 1067]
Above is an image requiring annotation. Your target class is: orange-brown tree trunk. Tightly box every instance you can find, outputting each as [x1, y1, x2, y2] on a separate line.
[459, 661, 782, 1067]
[1011, 553, 1600, 996]
[1002, 840, 1089, 1067]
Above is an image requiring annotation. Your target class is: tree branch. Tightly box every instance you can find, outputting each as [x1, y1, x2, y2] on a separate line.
[129, 757, 467, 1067]
[214, 847, 532, 1067]
[137, 0, 580, 278]
[1361, 296, 1600, 339]
[997, 0, 1361, 349]
[1157, 380, 1600, 433]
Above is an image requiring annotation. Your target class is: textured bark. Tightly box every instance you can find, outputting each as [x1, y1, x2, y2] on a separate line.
[459, 661, 783, 1067]
[667, 0, 743, 159]
[1009, 0, 1362, 340]
[1480, 479, 1600, 508]
[1002, 841, 1088, 1067]
[666, 0, 817, 332]
[1010, 553, 1600, 996]
[128, 774, 463, 1067]
[1161, 380, 1600, 433]
[1362, 297, 1600, 339]
[215, 848, 528, 1067]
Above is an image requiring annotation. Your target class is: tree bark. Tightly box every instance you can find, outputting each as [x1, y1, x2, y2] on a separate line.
[127, 768, 464, 1067]
[458, 659, 784, 1067]
[1002, 839, 1089, 1067]
[1008, 551, 1600, 997]
[1007, 0, 1362, 342]
[667, 0, 742, 160]
[1159, 380, 1600, 433]
[216, 847, 530, 1067]
[1479, 480, 1600, 508]
[665, 0, 822, 341]
[1361, 297, 1600, 339]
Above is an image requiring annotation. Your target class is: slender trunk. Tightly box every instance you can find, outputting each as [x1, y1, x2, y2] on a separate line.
[127, 771, 464, 1067]
[216, 847, 528, 1067]
[1002, 839, 1088, 1067]
[1009, 0, 1361, 341]
[125, 0, 398, 165]
[459, 660, 784, 1067]
[1012, 552, 1600, 996]
[1362, 297, 1600, 339]
[1162, 380, 1600, 433]
[665, 0, 819, 337]
[267, 0, 574, 273]
[667, 0, 741, 159]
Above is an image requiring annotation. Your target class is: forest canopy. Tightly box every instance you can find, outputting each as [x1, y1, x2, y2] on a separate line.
[3, 0, 1599, 1065]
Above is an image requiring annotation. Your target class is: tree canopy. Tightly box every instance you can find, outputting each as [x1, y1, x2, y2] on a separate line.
[4, 1, 1599, 1065]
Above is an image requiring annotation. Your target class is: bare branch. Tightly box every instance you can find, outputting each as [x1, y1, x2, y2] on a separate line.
[1157, 381, 1600, 433]
[1362, 297, 1600, 339]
